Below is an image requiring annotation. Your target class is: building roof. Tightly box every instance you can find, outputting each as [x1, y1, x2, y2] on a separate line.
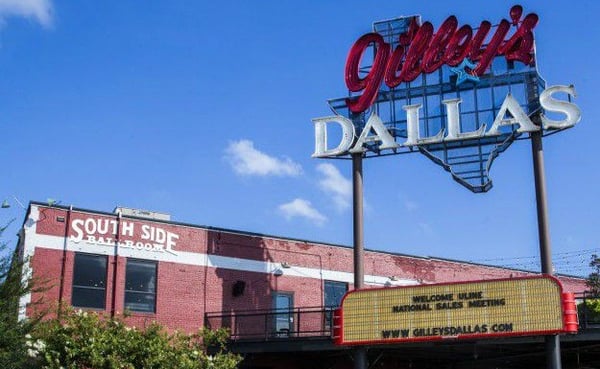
[25, 200, 586, 281]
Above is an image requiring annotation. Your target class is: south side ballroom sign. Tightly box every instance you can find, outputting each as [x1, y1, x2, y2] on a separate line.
[332, 276, 578, 345]
[312, 5, 581, 176]
[69, 217, 180, 255]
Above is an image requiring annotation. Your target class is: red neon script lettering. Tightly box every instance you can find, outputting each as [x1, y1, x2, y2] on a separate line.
[344, 5, 539, 113]
[345, 33, 390, 113]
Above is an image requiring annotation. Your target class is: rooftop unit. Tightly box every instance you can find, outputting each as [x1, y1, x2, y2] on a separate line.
[113, 206, 171, 221]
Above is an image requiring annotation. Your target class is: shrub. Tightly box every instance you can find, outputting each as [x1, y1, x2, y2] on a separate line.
[32, 308, 241, 369]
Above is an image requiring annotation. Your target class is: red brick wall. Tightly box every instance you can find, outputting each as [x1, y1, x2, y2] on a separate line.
[23, 204, 589, 333]
[28, 248, 62, 317]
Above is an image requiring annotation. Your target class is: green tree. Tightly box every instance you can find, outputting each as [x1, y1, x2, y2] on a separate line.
[0, 216, 39, 368]
[587, 254, 600, 295]
[580, 254, 600, 325]
[32, 309, 242, 369]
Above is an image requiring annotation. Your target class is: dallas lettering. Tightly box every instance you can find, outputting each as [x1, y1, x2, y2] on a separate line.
[312, 85, 580, 158]
[345, 5, 538, 113]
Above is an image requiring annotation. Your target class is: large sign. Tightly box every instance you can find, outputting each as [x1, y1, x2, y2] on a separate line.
[343, 7, 539, 113]
[313, 85, 579, 157]
[70, 217, 180, 255]
[312, 5, 581, 193]
[333, 276, 578, 345]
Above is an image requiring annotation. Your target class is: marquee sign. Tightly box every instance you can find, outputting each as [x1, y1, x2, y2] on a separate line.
[312, 5, 581, 192]
[332, 276, 578, 345]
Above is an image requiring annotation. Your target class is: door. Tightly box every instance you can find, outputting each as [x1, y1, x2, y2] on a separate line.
[272, 292, 293, 335]
[324, 281, 348, 329]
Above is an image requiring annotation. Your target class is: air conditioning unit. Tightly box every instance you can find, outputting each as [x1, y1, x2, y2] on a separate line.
[114, 207, 171, 221]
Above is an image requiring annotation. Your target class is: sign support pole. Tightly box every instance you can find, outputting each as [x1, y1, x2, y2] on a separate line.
[352, 152, 367, 369]
[530, 130, 562, 369]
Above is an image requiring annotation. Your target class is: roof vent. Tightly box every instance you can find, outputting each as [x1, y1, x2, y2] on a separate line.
[114, 207, 170, 221]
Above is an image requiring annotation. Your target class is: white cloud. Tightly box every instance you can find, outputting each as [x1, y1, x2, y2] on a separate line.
[418, 222, 434, 236]
[0, 0, 53, 27]
[279, 198, 327, 226]
[405, 200, 418, 212]
[317, 163, 352, 211]
[225, 139, 302, 177]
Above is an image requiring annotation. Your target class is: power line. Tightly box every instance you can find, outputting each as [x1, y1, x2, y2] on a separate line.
[468, 249, 598, 277]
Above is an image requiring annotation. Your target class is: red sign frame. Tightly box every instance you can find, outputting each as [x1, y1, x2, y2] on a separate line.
[332, 276, 578, 346]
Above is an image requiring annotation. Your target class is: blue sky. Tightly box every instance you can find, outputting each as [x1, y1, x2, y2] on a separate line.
[1, 0, 598, 276]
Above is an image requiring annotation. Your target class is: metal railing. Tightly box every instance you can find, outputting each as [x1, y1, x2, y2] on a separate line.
[204, 306, 336, 341]
[206, 295, 600, 343]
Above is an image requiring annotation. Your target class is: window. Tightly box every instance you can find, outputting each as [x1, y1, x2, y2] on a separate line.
[324, 280, 347, 329]
[324, 280, 348, 308]
[72, 253, 107, 309]
[124, 259, 157, 313]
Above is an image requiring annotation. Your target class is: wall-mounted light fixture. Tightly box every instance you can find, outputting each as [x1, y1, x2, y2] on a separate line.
[273, 268, 284, 277]
[232, 280, 246, 297]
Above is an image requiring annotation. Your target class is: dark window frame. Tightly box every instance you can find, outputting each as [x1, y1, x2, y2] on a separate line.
[272, 291, 294, 335]
[71, 253, 108, 310]
[324, 280, 348, 329]
[324, 280, 348, 308]
[124, 258, 158, 314]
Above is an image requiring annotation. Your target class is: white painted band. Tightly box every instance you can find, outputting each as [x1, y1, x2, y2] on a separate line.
[24, 231, 418, 288]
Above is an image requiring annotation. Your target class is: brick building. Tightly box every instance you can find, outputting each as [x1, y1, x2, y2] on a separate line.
[17, 201, 587, 335]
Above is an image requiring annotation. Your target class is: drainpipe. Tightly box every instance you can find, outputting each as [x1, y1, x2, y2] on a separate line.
[110, 211, 122, 317]
[57, 205, 73, 318]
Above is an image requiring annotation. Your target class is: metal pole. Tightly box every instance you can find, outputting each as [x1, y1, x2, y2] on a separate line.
[531, 132, 553, 275]
[352, 152, 367, 369]
[352, 152, 365, 290]
[530, 130, 561, 369]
